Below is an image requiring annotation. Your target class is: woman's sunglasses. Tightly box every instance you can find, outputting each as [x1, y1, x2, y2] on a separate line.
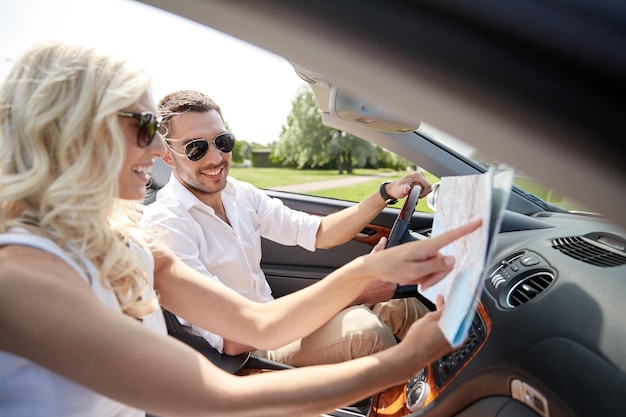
[117, 111, 161, 148]
[171, 133, 236, 161]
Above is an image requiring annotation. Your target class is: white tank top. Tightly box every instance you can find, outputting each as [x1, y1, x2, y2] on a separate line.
[0, 229, 166, 417]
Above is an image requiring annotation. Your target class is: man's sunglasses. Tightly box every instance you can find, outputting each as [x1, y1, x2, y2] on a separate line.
[117, 111, 161, 148]
[171, 133, 236, 161]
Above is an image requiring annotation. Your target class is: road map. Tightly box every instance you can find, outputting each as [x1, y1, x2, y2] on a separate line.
[422, 167, 514, 348]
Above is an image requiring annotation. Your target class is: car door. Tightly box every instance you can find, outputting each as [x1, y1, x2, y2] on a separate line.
[261, 189, 434, 298]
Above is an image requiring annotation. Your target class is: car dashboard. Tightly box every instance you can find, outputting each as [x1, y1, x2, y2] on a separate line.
[366, 212, 626, 417]
[390, 211, 626, 417]
[261, 192, 626, 417]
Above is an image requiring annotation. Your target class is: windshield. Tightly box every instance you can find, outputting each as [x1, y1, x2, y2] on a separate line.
[417, 123, 592, 214]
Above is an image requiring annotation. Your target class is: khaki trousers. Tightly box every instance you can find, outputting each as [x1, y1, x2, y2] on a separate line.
[257, 297, 429, 367]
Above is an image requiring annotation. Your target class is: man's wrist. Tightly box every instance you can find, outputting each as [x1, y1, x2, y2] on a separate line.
[379, 181, 398, 205]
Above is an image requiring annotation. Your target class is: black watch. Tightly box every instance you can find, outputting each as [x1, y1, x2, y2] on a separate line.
[379, 181, 398, 205]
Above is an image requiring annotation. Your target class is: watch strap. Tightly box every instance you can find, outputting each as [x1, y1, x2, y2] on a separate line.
[379, 181, 398, 205]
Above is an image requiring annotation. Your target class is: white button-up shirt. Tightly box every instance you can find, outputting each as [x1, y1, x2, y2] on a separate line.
[142, 174, 321, 352]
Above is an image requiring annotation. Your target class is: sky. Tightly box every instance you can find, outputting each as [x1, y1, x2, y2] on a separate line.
[0, 0, 306, 145]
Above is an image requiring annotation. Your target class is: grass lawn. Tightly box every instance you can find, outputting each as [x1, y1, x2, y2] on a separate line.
[229, 167, 585, 213]
[311, 174, 438, 212]
[229, 167, 399, 189]
[229, 167, 438, 212]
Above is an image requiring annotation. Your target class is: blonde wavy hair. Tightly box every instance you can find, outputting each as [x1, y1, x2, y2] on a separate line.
[0, 42, 158, 318]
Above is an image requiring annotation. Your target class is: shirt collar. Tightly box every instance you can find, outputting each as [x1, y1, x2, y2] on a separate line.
[158, 172, 237, 212]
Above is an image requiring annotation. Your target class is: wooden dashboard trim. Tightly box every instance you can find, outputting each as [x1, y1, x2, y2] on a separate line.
[373, 301, 492, 416]
[353, 223, 391, 246]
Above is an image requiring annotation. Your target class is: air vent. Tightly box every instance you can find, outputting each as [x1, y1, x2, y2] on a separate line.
[487, 250, 557, 309]
[489, 251, 525, 279]
[549, 235, 626, 267]
[506, 271, 555, 307]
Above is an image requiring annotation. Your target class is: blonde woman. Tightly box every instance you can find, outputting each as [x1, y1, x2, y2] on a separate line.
[0, 41, 481, 417]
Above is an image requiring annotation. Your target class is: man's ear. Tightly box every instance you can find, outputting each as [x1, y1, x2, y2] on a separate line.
[161, 148, 176, 169]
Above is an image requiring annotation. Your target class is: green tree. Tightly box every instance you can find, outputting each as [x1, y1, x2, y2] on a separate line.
[224, 121, 247, 164]
[227, 121, 263, 164]
[375, 147, 414, 171]
[273, 86, 378, 173]
[231, 139, 248, 164]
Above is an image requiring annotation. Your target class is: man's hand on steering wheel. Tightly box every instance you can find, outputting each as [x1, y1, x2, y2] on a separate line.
[382, 171, 432, 203]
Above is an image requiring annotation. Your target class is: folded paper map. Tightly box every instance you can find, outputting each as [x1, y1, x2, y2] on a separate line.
[422, 167, 514, 348]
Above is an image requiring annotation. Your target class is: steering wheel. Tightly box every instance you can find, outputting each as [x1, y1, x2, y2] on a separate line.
[384, 185, 435, 307]
[385, 184, 422, 248]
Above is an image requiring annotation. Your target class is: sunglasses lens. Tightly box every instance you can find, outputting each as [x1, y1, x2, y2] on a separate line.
[180, 134, 235, 161]
[118, 111, 159, 148]
[215, 133, 236, 153]
[137, 113, 158, 148]
[185, 140, 210, 161]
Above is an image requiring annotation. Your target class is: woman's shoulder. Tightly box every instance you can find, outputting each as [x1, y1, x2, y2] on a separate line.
[0, 243, 46, 280]
[0, 243, 88, 305]
[0, 230, 91, 281]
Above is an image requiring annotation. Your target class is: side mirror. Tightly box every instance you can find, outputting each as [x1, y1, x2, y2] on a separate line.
[426, 182, 440, 212]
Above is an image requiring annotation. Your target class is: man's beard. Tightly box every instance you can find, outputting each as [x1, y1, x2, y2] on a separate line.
[186, 179, 224, 196]
[180, 163, 228, 196]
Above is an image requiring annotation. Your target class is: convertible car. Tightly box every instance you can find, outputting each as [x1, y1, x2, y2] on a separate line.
[141, 1, 626, 416]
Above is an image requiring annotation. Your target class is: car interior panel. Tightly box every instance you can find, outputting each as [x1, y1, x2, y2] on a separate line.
[139, 1, 626, 416]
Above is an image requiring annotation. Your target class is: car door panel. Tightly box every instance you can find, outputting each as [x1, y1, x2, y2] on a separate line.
[262, 190, 434, 297]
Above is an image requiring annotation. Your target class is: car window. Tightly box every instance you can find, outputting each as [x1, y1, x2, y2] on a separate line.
[418, 123, 590, 214]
